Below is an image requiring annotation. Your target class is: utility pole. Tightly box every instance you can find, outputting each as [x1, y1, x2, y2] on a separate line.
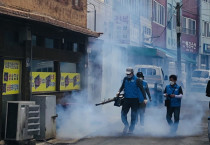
[176, 2, 182, 79]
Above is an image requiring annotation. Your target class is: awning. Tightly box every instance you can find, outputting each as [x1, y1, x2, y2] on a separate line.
[128, 46, 166, 58]
[155, 47, 196, 64]
[0, 6, 100, 37]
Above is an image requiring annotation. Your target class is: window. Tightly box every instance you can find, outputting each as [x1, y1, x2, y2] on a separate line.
[32, 35, 36, 47]
[75, 0, 79, 6]
[192, 71, 209, 78]
[167, 5, 172, 30]
[203, 21, 210, 37]
[182, 17, 196, 35]
[153, 1, 165, 26]
[45, 38, 54, 48]
[60, 62, 76, 73]
[72, 0, 83, 11]
[203, 0, 210, 3]
[173, 15, 176, 29]
[137, 68, 157, 75]
[32, 60, 54, 72]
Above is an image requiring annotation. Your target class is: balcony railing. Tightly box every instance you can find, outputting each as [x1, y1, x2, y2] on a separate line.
[182, 28, 196, 35]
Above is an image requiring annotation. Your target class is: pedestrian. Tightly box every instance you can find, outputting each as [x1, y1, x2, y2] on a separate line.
[164, 75, 183, 134]
[206, 80, 210, 97]
[136, 72, 152, 126]
[117, 67, 147, 134]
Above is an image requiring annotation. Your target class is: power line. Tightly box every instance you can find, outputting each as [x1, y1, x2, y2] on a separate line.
[152, 13, 174, 43]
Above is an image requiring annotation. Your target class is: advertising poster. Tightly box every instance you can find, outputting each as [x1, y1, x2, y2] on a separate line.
[3, 60, 21, 95]
[32, 72, 56, 92]
[60, 73, 80, 91]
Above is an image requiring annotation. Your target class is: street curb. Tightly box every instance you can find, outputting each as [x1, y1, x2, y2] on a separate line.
[36, 138, 80, 145]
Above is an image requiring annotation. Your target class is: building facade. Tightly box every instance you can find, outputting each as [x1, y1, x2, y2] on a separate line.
[152, 0, 167, 49]
[198, 0, 210, 69]
[0, 0, 99, 139]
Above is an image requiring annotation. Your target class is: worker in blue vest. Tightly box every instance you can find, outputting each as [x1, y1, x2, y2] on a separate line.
[136, 72, 152, 126]
[117, 67, 146, 134]
[164, 75, 183, 133]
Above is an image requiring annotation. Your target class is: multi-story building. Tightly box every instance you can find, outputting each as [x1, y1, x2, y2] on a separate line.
[0, 0, 99, 139]
[198, 0, 210, 69]
[140, 0, 153, 47]
[152, 0, 167, 49]
[87, 0, 113, 103]
[182, 0, 199, 59]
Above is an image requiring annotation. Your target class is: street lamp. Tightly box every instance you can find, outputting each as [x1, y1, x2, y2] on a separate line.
[88, 3, 96, 31]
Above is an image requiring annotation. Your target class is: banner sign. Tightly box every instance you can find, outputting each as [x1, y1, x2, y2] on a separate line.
[60, 73, 80, 91]
[204, 43, 210, 53]
[32, 72, 56, 92]
[3, 60, 21, 95]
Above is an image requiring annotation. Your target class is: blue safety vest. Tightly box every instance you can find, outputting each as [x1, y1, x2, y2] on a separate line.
[165, 84, 182, 107]
[124, 76, 139, 99]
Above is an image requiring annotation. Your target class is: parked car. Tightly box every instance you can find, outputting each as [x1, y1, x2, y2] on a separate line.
[134, 65, 167, 105]
[191, 69, 210, 93]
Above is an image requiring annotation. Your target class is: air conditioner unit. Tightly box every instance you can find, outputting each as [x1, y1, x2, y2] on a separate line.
[5, 101, 40, 141]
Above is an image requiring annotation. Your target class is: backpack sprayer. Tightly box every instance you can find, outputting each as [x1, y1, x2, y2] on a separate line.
[95, 94, 124, 107]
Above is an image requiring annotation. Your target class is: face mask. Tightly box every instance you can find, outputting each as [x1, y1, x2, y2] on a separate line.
[140, 77, 143, 80]
[127, 74, 132, 78]
[170, 81, 175, 85]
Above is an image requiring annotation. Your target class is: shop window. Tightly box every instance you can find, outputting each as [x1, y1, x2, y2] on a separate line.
[32, 35, 37, 46]
[60, 62, 76, 73]
[4, 31, 19, 47]
[45, 38, 54, 48]
[32, 60, 54, 72]
[73, 43, 78, 52]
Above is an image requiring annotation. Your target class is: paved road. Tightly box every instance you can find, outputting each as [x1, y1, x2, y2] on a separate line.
[72, 99, 210, 145]
[73, 135, 209, 145]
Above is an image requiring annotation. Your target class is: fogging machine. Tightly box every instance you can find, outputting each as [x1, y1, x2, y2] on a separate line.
[95, 94, 124, 107]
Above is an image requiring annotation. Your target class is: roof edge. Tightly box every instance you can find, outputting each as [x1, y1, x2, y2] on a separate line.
[0, 6, 101, 37]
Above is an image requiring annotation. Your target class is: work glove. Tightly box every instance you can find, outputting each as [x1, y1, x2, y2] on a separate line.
[116, 92, 120, 97]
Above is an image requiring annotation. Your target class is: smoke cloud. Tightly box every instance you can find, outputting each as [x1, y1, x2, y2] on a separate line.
[56, 0, 209, 139]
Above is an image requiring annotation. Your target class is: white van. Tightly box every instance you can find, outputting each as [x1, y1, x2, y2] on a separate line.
[191, 69, 210, 92]
[134, 65, 167, 105]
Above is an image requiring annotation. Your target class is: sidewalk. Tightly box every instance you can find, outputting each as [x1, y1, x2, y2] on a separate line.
[36, 138, 82, 145]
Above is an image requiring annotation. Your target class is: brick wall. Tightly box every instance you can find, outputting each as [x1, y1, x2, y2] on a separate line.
[0, 0, 87, 28]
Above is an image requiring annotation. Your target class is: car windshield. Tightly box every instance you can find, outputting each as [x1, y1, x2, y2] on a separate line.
[138, 68, 156, 75]
[192, 71, 209, 78]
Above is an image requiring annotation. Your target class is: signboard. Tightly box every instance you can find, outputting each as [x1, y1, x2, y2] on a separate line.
[113, 15, 130, 44]
[181, 40, 197, 53]
[60, 73, 80, 91]
[32, 72, 56, 92]
[3, 60, 21, 95]
[204, 43, 210, 53]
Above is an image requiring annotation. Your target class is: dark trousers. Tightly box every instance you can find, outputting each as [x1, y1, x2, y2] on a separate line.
[121, 98, 139, 132]
[137, 103, 146, 126]
[166, 106, 181, 133]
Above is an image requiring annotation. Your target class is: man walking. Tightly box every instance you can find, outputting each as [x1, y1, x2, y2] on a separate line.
[136, 72, 152, 126]
[164, 75, 183, 134]
[117, 67, 146, 134]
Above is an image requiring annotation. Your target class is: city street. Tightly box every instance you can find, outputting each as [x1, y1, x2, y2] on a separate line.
[45, 95, 210, 145]
[1, 0, 210, 145]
